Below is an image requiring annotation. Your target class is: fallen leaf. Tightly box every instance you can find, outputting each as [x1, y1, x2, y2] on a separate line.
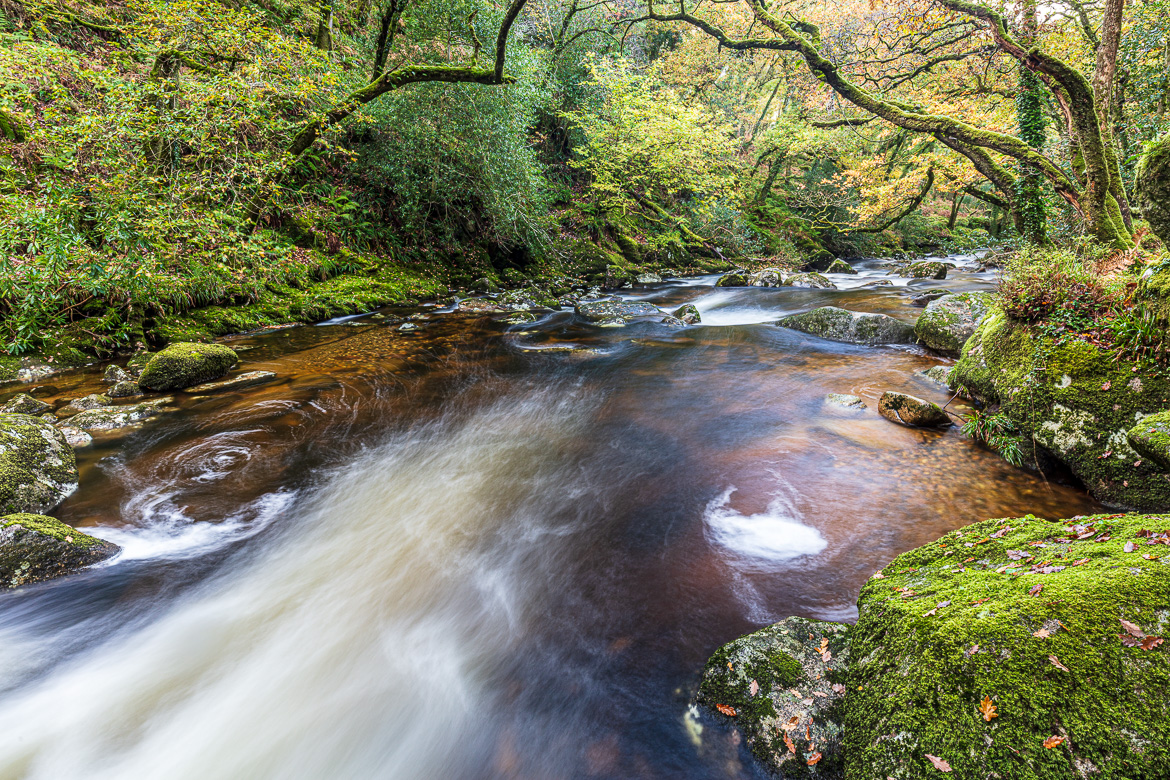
[1043, 735, 1065, 749]
[782, 716, 800, 731]
[727, 662, 734, 671]
[784, 731, 796, 754]
[872, 572, 885, 579]
[1140, 636, 1164, 650]
[1033, 628, 1050, 638]
[1124, 541, 1136, 553]
[749, 679, 759, 697]
[715, 704, 736, 717]
[1048, 654, 1069, 672]
[807, 752, 823, 766]
[978, 695, 998, 721]
[924, 608, 938, 617]
[1028, 584, 1043, 597]
[925, 754, 952, 772]
[1120, 619, 1146, 638]
[813, 691, 828, 697]
[831, 683, 846, 695]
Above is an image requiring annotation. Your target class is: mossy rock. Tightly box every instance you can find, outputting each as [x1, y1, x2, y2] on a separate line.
[826, 259, 857, 274]
[1137, 133, 1170, 245]
[902, 261, 948, 280]
[68, 397, 174, 432]
[783, 272, 836, 289]
[698, 616, 850, 777]
[825, 393, 866, 409]
[716, 271, 750, 287]
[575, 300, 670, 323]
[878, 391, 951, 428]
[0, 394, 51, 416]
[672, 303, 701, 325]
[777, 307, 915, 345]
[914, 291, 993, 357]
[1, 513, 119, 588]
[951, 310, 1170, 510]
[0, 414, 78, 515]
[138, 342, 238, 391]
[1128, 410, 1170, 470]
[846, 513, 1170, 779]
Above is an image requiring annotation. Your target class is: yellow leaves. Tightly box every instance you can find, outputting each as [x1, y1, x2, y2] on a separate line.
[977, 695, 997, 722]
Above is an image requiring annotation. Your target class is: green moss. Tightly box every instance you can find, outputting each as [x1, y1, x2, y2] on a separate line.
[137, 343, 238, 391]
[0, 414, 78, 515]
[1, 512, 119, 588]
[0, 357, 19, 383]
[1137, 134, 1170, 245]
[1129, 410, 1170, 471]
[846, 513, 1170, 779]
[1, 513, 105, 549]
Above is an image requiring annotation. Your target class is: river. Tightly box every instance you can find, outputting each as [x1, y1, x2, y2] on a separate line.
[0, 256, 1101, 779]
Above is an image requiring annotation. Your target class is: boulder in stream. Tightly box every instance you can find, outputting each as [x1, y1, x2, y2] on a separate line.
[715, 271, 750, 287]
[783, 272, 836, 289]
[901, 261, 949, 279]
[825, 259, 856, 274]
[108, 380, 143, 398]
[777, 307, 915, 345]
[877, 391, 951, 427]
[575, 300, 676, 325]
[914, 291, 993, 357]
[672, 304, 702, 325]
[138, 342, 238, 391]
[825, 393, 866, 409]
[0, 394, 51, 416]
[67, 397, 175, 432]
[697, 616, 850, 777]
[102, 364, 132, 384]
[57, 394, 111, 417]
[186, 370, 278, 394]
[1, 513, 119, 588]
[0, 414, 79, 514]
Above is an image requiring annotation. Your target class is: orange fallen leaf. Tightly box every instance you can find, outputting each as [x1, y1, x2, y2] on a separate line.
[784, 731, 796, 754]
[749, 679, 759, 697]
[1048, 654, 1069, 672]
[782, 716, 800, 731]
[978, 695, 998, 721]
[925, 753, 952, 772]
[807, 752, 822, 766]
[1043, 735, 1065, 749]
[715, 704, 736, 717]
[1141, 636, 1164, 650]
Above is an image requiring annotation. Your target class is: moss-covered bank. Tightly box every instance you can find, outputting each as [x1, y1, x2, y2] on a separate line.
[847, 513, 1170, 779]
[951, 309, 1170, 510]
[0, 513, 119, 588]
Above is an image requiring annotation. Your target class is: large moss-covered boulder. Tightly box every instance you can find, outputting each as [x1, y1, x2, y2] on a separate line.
[0, 394, 51, 416]
[951, 309, 1170, 509]
[137, 342, 237, 391]
[1137, 133, 1170, 244]
[1, 513, 119, 587]
[846, 513, 1170, 779]
[698, 616, 850, 777]
[1128, 410, 1170, 470]
[914, 291, 993, 357]
[902, 261, 948, 279]
[777, 307, 915, 345]
[0, 414, 78, 515]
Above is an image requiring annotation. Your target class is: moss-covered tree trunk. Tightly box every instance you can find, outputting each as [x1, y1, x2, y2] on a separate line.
[1014, 0, 1047, 244]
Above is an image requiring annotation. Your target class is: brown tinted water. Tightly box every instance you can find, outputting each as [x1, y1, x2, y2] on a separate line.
[0, 256, 1101, 779]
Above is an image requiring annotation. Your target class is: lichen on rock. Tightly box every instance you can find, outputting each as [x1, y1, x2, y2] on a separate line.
[697, 616, 851, 777]
[0, 394, 51, 416]
[137, 342, 238, 391]
[0, 414, 79, 515]
[1, 513, 119, 588]
[67, 397, 175, 432]
[846, 513, 1170, 779]
[901, 260, 948, 279]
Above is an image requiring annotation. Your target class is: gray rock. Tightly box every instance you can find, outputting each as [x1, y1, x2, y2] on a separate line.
[636, 272, 662, 284]
[0, 414, 78, 514]
[0, 394, 51, 416]
[499, 312, 538, 325]
[783, 271, 836, 289]
[67, 398, 175, 432]
[185, 371, 278, 394]
[826, 393, 867, 409]
[909, 290, 948, 307]
[777, 307, 916, 345]
[1127, 410, 1170, 471]
[576, 300, 671, 324]
[138, 343, 238, 391]
[1, 513, 119, 588]
[914, 291, 993, 357]
[57, 394, 111, 417]
[672, 304, 702, 325]
[878, 392, 951, 427]
[749, 268, 784, 287]
[398, 322, 420, 332]
[102, 365, 132, 383]
[58, 426, 93, 449]
[107, 380, 143, 398]
[697, 616, 850, 777]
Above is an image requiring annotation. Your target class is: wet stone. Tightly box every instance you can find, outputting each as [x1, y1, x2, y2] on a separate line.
[1, 513, 119, 588]
[826, 393, 867, 409]
[67, 397, 175, 432]
[575, 301, 670, 324]
[777, 307, 915, 345]
[0, 393, 51, 416]
[185, 371, 278, 394]
[58, 426, 93, 449]
[878, 392, 951, 428]
[108, 380, 143, 398]
[102, 365, 132, 384]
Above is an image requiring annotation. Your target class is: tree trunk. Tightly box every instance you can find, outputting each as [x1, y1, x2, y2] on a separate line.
[315, 0, 334, 51]
[1015, 0, 1047, 244]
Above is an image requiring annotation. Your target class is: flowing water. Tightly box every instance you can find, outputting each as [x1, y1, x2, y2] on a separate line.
[0, 256, 1101, 779]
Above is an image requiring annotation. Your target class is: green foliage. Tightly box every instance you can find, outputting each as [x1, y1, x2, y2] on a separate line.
[961, 409, 1025, 467]
[998, 247, 1124, 329]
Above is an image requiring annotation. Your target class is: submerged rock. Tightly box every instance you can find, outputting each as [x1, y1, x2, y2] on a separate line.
[186, 370, 278, 394]
[901, 261, 948, 279]
[138, 343, 237, 391]
[877, 391, 951, 427]
[908, 290, 947, 307]
[919, 365, 952, 387]
[825, 393, 867, 409]
[672, 304, 702, 325]
[0, 414, 78, 514]
[952, 309, 1170, 509]
[777, 307, 915, 345]
[67, 398, 174, 432]
[1127, 410, 1170, 470]
[697, 616, 850, 777]
[0, 393, 51, 416]
[1, 513, 119, 588]
[848, 513, 1170, 779]
[914, 291, 993, 357]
